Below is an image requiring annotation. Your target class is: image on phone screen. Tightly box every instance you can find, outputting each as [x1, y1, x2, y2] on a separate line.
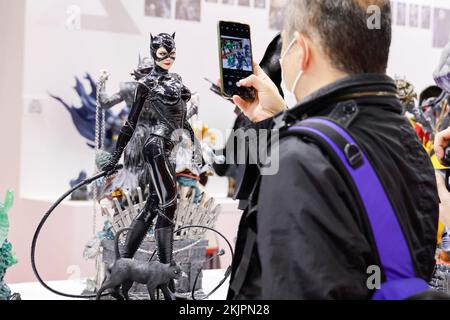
[221, 37, 252, 72]
[218, 21, 254, 99]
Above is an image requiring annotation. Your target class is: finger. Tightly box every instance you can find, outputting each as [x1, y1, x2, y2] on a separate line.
[436, 131, 450, 147]
[435, 144, 445, 160]
[239, 74, 265, 91]
[435, 132, 449, 159]
[232, 95, 251, 113]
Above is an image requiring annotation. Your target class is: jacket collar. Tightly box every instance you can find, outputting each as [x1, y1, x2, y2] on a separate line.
[280, 73, 401, 125]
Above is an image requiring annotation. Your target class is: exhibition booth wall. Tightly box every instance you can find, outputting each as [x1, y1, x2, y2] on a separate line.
[1, 0, 450, 283]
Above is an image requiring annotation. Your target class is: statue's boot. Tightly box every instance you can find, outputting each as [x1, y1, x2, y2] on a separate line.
[155, 226, 176, 300]
[121, 219, 153, 259]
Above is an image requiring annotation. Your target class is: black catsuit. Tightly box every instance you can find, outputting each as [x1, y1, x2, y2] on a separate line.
[104, 35, 200, 295]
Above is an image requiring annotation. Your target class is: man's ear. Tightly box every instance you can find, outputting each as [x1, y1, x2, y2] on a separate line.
[296, 32, 310, 70]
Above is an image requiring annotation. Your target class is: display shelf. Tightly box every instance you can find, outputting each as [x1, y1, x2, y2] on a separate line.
[9, 269, 229, 300]
[23, 196, 94, 207]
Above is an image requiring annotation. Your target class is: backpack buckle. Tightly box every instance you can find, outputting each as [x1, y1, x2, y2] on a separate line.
[344, 144, 363, 169]
[329, 100, 359, 128]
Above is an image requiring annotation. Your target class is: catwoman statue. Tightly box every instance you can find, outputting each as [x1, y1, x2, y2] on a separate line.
[102, 33, 201, 299]
[99, 55, 199, 194]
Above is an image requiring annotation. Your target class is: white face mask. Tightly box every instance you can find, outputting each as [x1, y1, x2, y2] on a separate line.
[279, 38, 308, 109]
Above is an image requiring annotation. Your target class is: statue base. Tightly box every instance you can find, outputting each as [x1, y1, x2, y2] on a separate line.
[84, 238, 209, 300]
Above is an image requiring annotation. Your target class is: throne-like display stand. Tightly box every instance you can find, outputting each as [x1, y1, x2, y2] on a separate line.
[83, 184, 221, 299]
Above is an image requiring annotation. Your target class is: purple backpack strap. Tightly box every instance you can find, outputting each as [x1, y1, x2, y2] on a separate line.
[287, 117, 429, 300]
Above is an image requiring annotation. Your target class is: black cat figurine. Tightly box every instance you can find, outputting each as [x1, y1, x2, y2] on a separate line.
[96, 228, 183, 300]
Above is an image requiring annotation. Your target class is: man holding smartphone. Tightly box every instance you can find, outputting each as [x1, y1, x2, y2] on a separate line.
[227, 0, 440, 299]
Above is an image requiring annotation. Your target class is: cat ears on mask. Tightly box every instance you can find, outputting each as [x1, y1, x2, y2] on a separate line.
[150, 32, 176, 42]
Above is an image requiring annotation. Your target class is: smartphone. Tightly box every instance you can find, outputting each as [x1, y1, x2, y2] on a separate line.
[218, 21, 256, 101]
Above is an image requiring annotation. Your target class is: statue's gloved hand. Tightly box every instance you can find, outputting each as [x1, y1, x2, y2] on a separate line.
[102, 160, 119, 174]
[100, 150, 122, 174]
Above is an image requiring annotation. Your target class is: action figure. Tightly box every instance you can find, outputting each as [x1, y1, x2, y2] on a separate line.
[102, 33, 201, 299]
[395, 79, 417, 114]
[175, 123, 225, 203]
[0, 190, 19, 300]
[99, 56, 199, 194]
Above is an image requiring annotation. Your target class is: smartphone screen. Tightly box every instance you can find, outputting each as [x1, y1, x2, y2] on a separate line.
[218, 21, 255, 99]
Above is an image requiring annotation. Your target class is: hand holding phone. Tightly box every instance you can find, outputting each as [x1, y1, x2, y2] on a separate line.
[232, 63, 286, 123]
[218, 21, 256, 102]
[217, 20, 285, 122]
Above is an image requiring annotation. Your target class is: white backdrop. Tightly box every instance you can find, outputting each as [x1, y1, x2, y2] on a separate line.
[18, 0, 450, 199]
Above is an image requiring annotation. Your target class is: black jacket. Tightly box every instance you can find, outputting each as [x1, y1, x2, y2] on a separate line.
[228, 74, 439, 300]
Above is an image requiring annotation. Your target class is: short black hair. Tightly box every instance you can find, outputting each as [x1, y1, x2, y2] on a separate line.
[285, 0, 392, 74]
[419, 86, 443, 106]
